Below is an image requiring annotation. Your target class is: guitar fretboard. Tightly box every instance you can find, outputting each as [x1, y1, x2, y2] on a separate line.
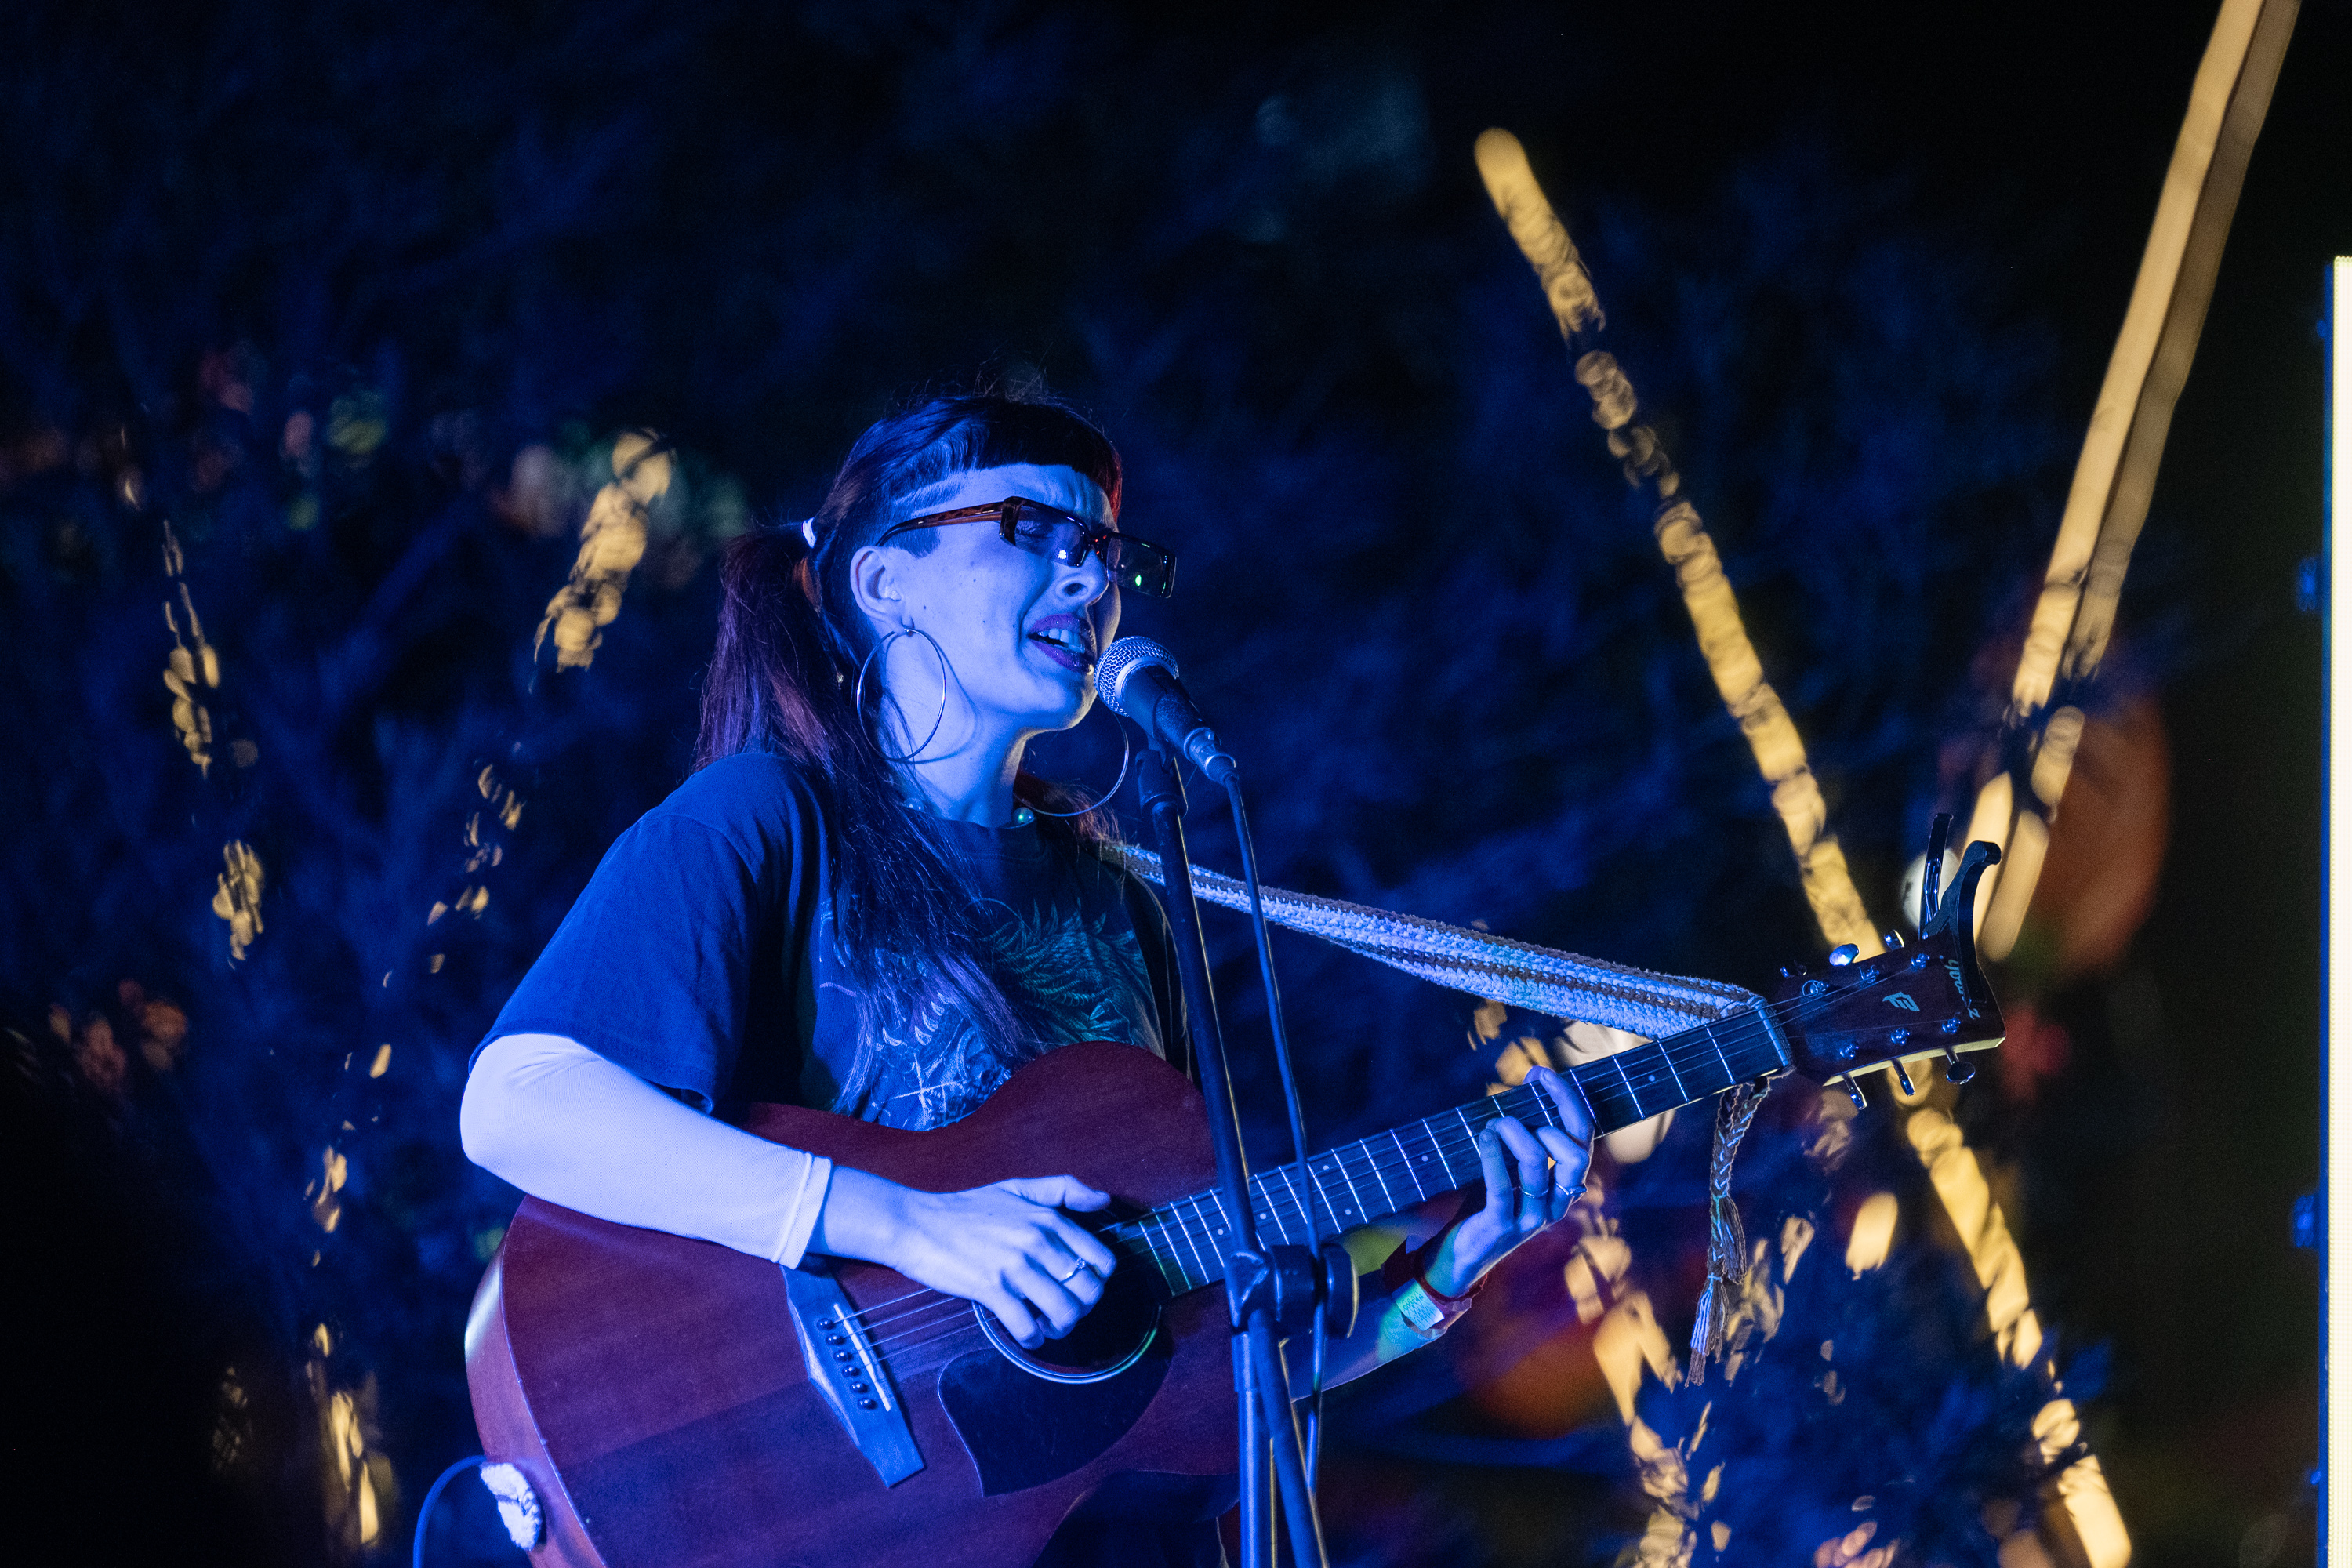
[1105, 1005, 1787, 1297]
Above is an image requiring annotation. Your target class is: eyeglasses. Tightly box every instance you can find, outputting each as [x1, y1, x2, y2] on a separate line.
[878, 496, 1178, 600]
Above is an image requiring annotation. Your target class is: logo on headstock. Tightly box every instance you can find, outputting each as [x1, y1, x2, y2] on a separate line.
[1884, 993, 1920, 1012]
[1944, 958, 1980, 1019]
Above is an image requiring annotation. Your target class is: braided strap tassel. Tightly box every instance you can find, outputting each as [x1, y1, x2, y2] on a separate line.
[1687, 1077, 1770, 1385]
[1105, 844, 1758, 1037]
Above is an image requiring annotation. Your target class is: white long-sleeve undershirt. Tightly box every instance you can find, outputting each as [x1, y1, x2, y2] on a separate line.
[460, 1032, 832, 1269]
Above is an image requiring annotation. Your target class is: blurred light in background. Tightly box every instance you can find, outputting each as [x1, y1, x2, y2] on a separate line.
[1475, 128, 1885, 960]
[534, 430, 672, 670]
[1964, 0, 2296, 958]
[1845, 1192, 1898, 1274]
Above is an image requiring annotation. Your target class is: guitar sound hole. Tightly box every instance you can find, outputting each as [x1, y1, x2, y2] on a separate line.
[975, 1258, 1163, 1384]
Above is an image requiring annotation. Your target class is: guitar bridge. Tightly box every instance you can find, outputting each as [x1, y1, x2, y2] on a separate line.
[782, 1263, 925, 1486]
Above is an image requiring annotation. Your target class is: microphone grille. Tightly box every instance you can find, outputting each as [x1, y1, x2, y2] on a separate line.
[1094, 637, 1175, 719]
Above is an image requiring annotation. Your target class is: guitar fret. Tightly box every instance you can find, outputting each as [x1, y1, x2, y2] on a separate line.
[1390, 1129, 1428, 1203]
[1145, 1217, 1191, 1294]
[1149, 1243, 1182, 1294]
[1704, 1021, 1734, 1085]
[1196, 1190, 1232, 1254]
[1610, 1052, 1643, 1120]
[1450, 1105, 1483, 1188]
[1166, 1205, 1209, 1288]
[1325, 1152, 1365, 1227]
[1273, 1165, 1306, 1244]
[1129, 1230, 1181, 1294]
[1358, 1137, 1399, 1214]
[1416, 1119, 1456, 1191]
[1659, 1041, 1689, 1103]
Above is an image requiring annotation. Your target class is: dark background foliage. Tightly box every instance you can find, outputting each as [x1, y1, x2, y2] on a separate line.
[2, 2, 2342, 1563]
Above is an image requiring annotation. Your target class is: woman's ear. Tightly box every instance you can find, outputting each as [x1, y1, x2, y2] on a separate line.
[846, 543, 908, 633]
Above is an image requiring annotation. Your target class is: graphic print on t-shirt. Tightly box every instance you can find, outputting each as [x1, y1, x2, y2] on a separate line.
[839, 902, 1157, 1130]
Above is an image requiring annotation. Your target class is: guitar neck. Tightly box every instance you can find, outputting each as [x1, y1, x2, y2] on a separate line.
[1107, 1005, 1788, 1297]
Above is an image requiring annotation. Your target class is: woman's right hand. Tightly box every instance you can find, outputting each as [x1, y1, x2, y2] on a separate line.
[809, 1167, 1118, 1348]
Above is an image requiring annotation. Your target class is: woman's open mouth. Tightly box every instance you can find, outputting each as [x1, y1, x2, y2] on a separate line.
[1025, 615, 1095, 673]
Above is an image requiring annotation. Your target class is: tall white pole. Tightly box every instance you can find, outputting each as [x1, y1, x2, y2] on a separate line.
[2325, 252, 2350, 1566]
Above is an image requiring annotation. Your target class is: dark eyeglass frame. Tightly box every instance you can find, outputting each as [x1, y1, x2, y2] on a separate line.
[877, 495, 1178, 600]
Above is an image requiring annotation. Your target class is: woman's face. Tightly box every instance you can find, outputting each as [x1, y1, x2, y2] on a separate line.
[849, 463, 1120, 750]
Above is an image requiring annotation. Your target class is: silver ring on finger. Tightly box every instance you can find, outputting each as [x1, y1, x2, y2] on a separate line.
[1055, 1258, 1092, 1285]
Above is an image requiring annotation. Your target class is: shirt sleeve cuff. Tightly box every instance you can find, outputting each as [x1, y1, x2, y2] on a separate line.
[770, 1152, 833, 1269]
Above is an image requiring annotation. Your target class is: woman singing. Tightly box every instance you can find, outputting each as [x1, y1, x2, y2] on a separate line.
[460, 391, 1593, 1566]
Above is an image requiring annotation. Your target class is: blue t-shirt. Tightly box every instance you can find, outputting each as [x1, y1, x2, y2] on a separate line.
[487, 752, 1184, 1127]
[486, 753, 1221, 1565]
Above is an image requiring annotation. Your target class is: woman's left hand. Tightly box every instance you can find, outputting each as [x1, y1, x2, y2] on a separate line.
[1421, 1065, 1594, 1298]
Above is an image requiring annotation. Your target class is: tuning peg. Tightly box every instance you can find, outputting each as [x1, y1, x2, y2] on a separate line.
[1882, 930, 1905, 949]
[1892, 1060, 1916, 1095]
[1844, 1077, 1867, 1109]
[1828, 944, 1859, 967]
[1943, 1047, 1976, 1085]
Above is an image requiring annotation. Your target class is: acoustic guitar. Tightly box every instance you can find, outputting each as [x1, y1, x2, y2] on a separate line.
[466, 848, 2003, 1567]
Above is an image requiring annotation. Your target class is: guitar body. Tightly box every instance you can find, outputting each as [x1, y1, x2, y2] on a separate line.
[467, 1043, 1239, 1568]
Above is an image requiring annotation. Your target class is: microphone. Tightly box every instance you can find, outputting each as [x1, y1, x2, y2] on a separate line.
[1094, 637, 1238, 783]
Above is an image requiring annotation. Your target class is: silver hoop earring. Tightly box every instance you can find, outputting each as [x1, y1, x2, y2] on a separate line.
[854, 626, 953, 764]
[1025, 706, 1137, 818]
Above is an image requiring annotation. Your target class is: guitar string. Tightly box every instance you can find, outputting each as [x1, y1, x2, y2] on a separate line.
[857, 1109, 1555, 1354]
[824, 1217, 1194, 1343]
[822, 1204, 1192, 1337]
[862, 1105, 1610, 1363]
[861, 1052, 1830, 1361]
[853, 1076, 1643, 1349]
[850, 1029, 1817, 1348]
[859, 1116, 1560, 1361]
[834, 975, 1955, 1345]
[1241, 967, 1951, 1239]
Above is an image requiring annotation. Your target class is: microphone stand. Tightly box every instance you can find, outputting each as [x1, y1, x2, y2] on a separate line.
[1134, 741, 1328, 1568]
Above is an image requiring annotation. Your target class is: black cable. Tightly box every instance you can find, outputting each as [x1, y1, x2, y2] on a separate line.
[412, 1454, 485, 1568]
[1221, 771, 1332, 1478]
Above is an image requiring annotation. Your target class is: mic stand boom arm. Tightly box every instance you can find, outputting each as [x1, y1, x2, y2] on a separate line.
[1133, 742, 1328, 1568]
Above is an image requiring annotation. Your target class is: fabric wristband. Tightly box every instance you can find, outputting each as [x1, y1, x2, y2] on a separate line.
[1381, 1231, 1481, 1341]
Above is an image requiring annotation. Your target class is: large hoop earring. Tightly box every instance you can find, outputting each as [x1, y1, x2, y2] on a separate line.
[855, 626, 953, 764]
[1025, 706, 1136, 818]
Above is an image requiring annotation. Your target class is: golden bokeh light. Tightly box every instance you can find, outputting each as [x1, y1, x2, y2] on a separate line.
[161, 523, 220, 775]
[212, 840, 265, 961]
[1969, 0, 2296, 953]
[534, 430, 673, 670]
[1844, 1192, 1899, 1275]
[1475, 129, 1884, 960]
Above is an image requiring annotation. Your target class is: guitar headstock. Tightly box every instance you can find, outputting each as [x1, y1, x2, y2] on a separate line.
[1768, 820, 2006, 1104]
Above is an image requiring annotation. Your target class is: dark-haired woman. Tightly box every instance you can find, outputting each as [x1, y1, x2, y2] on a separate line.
[461, 394, 1592, 1566]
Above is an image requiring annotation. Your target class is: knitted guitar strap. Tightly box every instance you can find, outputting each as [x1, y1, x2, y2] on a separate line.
[1108, 842, 1773, 1371]
[1104, 844, 1759, 1036]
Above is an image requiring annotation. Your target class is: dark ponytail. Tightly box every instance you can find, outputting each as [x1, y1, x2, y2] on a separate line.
[695, 390, 1123, 1121]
